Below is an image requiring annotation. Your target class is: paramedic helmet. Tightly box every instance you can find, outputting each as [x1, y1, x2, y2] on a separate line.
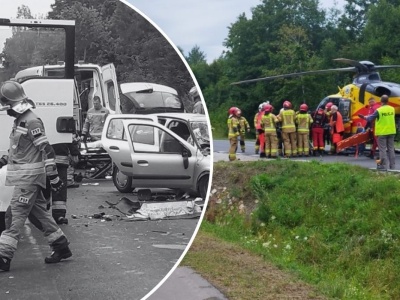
[0, 81, 35, 114]
[300, 104, 308, 112]
[263, 104, 273, 113]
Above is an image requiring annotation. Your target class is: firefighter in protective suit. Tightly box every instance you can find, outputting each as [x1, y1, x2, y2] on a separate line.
[227, 107, 240, 161]
[295, 104, 313, 156]
[51, 141, 80, 225]
[277, 100, 297, 157]
[236, 109, 250, 152]
[0, 81, 72, 272]
[261, 104, 279, 158]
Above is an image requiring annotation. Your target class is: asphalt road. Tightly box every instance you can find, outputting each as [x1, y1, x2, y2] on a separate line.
[213, 139, 400, 170]
[0, 178, 201, 300]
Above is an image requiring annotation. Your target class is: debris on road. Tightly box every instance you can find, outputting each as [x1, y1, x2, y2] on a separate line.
[106, 195, 204, 221]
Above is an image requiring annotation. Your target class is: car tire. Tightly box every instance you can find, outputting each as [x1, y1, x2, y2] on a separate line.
[198, 174, 209, 200]
[112, 166, 134, 193]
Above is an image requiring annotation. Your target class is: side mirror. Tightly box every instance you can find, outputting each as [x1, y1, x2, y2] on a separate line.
[182, 148, 189, 169]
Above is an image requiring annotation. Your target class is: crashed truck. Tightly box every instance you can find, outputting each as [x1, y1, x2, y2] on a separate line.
[0, 18, 121, 211]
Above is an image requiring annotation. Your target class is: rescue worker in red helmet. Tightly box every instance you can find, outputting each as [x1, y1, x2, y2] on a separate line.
[254, 103, 266, 154]
[0, 81, 72, 271]
[311, 105, 328, 155]
[236, 109, 250, 153]
[261, 104, 279, 158]
[295, 103, 313, 156]
[277, 100, 297, 157]
[227, 106, 240, 161]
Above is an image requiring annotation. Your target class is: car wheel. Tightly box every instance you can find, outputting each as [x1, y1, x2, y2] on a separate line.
[112, 166, 134, 193]
[198, 174, 209, 199]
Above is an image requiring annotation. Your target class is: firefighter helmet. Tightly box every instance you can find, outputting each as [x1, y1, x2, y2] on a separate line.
[258, 103, 265, 112]
[326, 102, 333, 111]
[0, 81, 27, 103]
[228, 106, 238, 115]
[263, 104, 273, 113]
[283, 100, 292, 108]
[300, 103, 308, 112]
[236, 108, 242, 117]
[0, 81, 35, 113]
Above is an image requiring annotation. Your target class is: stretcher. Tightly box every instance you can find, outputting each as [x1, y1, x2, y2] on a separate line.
[79, 141, 112, 179]
[335, 129, 372, 153]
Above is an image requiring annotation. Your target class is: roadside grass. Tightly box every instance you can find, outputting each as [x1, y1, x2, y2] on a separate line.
[183, 160, 400, 299]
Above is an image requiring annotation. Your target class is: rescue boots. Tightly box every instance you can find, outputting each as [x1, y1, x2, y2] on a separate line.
[0, 257, 11, 272]
[45, 246, 72, 264]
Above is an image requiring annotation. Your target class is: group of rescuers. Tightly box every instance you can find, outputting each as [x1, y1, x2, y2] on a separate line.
[227, 96, 395, 163]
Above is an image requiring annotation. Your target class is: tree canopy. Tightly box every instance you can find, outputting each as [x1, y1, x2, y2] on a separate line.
[0, 0, 195, 106]
[184, 0, 400, 137]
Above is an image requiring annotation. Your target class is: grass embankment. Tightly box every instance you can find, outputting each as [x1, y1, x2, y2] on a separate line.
[183, 160, 400, 299]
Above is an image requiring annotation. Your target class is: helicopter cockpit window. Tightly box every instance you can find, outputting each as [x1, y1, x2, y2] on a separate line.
[339, 100, 351, 123]
[368, 73, 380, 81]
[356, 76, 368, 84]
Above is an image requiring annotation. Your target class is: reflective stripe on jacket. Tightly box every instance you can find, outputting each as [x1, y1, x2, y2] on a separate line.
[261, 113, 278, 133]
[296, 112, 313, 133]
[228, 117, 240, 138]
[6, 110, 55, 188]
[238, 117, 250, 133]
[278, 109, 296, 132]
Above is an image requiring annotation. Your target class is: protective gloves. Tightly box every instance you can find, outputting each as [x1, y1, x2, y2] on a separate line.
[49, 175, 64, 193]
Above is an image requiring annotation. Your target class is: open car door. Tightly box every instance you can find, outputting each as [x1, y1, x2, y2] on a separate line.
[121, 119, 197, 189]
[101, 64, 121, 114]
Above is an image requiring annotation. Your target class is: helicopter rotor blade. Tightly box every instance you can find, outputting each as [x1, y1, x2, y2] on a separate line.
[230, 67, 356, 85]
[374, 65, 400, 71]
[333, 58, 370, 72]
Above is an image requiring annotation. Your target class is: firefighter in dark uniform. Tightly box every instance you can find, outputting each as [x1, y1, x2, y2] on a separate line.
[51, 141, 80, 225]
[0, 81, 71, 271]
[311, 105, 328, 155]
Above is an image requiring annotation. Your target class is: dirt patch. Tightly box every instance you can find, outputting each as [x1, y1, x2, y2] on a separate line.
[185, 231, 326, 300]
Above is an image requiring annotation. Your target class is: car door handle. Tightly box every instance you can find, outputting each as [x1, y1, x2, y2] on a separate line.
[109, 146, 120, 150]
[137, 160, 149, 166]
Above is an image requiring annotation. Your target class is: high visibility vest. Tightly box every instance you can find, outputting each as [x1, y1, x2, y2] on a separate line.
[279, 109, 296, 132]
[296, 112, 312, 133]
[255, 112, 264, 130]
[261, 113, 278, 133]
[238, 117, 249, 133]
[228, 117, 240, 138]
[375, 105, 396, 136]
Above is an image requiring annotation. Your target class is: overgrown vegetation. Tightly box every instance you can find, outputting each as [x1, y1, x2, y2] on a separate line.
[184, 160, 400, 299]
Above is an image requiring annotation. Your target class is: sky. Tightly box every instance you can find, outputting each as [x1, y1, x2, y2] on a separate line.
[0, 0, 345, 63]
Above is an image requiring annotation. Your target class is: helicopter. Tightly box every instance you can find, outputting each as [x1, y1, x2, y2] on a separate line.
[231, 58, 400, 135]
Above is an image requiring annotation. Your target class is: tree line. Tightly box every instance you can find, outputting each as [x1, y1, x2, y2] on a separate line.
[0, 0, 196, 111]
[185, 0, 400, 137]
